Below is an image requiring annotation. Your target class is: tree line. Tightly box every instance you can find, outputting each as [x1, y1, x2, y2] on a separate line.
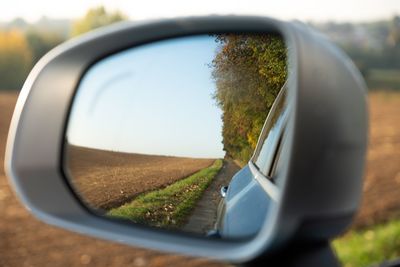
[0, 7, 125, 90]
[1, 10, 399, 91]
[211, 34, 287, 164]
[314, 16, 400, 89]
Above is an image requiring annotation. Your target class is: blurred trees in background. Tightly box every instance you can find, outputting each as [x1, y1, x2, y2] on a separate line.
[0, 30, 32, 90]
[0, 6, 126, 90]
[25, 29, 65, 64]
[0, 8, 399, 91]
[211, 34, 287, 163]
[384, 16, 400, 68]
[315, 15, 400, 90]
[72, 6, 126, 36]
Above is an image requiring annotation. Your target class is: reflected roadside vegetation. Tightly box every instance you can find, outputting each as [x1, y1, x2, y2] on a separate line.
[64, 33, 287, 237]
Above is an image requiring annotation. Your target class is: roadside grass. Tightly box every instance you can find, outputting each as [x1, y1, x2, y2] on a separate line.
[333, 219, 400, 267]
[107, 159, 223, 229]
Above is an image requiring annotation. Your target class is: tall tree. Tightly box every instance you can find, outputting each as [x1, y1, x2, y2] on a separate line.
[211, 34, 287, 163]
[72, 6, 127, 36]
[25, 29, 65, 65]
[0, 30, 32, 90]
[388, 16, 400, 47]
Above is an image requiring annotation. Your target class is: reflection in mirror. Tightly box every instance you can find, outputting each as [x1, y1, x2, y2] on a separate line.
[64, 33, 288, 239]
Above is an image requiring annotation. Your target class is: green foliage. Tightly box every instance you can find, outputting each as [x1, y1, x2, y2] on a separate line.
[211, 34, 287, 163]
[333, 219, 400, 267]
[0, 28, 65, 90]
[72, 6, 126, 36]
[108, 160, 223, 228]
[0, 30, 32, 90]
[0, 7, 126, 90]
[25, 29, 65, 65]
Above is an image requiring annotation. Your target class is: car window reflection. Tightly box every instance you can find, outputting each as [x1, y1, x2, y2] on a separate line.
[252, 86, 288, 177]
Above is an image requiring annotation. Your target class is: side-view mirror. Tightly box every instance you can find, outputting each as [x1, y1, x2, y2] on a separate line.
[5, 16, 367, 266]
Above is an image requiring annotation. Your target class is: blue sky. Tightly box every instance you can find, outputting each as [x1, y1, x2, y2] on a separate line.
[67, 35, 225, 158]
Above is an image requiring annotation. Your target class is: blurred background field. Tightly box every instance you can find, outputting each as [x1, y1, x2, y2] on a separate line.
[1, 6, 400, 267]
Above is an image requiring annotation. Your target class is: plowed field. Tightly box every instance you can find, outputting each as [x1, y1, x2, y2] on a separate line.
[67, 145, 214, 210]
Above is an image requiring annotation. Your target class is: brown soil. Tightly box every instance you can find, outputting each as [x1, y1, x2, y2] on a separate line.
[66, 145, 214, 210]
[1, 90, 399, 266]
[351, 91, 400, 228]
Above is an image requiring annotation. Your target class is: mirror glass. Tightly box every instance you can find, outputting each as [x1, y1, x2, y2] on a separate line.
[64, 33, 288, 239]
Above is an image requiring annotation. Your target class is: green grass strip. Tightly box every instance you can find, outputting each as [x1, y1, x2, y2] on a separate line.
[107, 159, 223, 229]
[333, 219, 400, 267]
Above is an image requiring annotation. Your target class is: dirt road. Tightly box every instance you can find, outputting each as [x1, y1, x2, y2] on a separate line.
[183, 160, 241, 234]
